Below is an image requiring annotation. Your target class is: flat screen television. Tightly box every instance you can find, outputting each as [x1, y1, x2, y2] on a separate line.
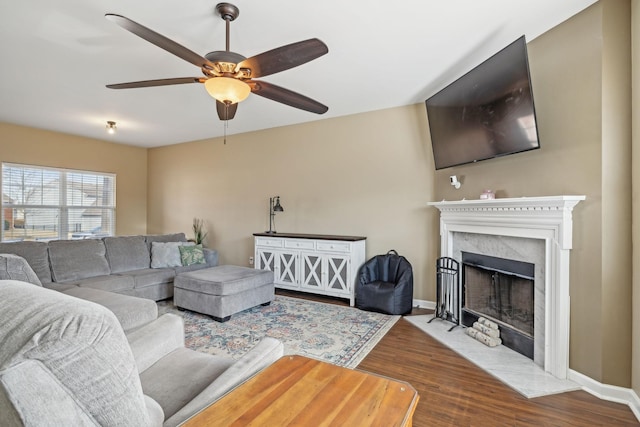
[426, 36, 540, 170]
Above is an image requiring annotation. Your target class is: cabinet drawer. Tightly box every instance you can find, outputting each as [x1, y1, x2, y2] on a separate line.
[285, 239, 315, 250]
[255, 237, 283, 248]
[316, 241, 351, 253]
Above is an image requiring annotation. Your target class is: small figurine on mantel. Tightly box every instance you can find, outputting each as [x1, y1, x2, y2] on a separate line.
[480, 189, 495, 200]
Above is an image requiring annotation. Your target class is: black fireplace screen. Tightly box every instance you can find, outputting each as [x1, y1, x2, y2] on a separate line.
[462, 252, 535, 342]
[463, 265, 534, 336]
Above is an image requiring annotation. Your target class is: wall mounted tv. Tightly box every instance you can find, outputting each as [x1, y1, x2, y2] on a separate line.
[426, 36, 540, 170]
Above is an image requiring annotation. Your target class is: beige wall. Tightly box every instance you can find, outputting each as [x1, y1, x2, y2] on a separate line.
[148, 105, 438, 301]
[601, 0, 632, 388]
[632, 0, 640, 398]
[434, 1, 632, 386]
[149, 1, 635, 387]
[0, 122, 148, 236]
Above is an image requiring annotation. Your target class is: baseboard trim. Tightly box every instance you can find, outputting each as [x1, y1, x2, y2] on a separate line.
[568, 369, 640, 422]
[413, 299, 640, 421]
[413, 298, 435, 310]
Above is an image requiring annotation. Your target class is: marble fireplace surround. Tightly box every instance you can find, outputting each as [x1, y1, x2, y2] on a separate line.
[428, 195, 585, 380]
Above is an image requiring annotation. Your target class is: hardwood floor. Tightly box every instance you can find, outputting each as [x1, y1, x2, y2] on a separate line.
[276, 289, 639, 426]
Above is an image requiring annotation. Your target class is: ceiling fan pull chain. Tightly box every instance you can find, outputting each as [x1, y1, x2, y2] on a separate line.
[223, 106, 228, 144]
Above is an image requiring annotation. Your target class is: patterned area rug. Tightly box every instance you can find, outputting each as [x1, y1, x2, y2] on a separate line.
[157, 295, 399, 368]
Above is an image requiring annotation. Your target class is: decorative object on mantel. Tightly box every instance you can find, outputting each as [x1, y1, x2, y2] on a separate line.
[192, 218, 208, 245]
[480, 189, 495, 199]
[428, 257, 460, 331]
[266, 196, 284, 234]
[466, 317, 502, 347]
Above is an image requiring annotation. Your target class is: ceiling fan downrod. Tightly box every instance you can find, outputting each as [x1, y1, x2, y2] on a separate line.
[216, 3, 239, 52]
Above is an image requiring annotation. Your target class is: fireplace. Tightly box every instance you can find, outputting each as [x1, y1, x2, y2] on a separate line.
[461, 252, 535, 359]
[428, 195, 585, 379]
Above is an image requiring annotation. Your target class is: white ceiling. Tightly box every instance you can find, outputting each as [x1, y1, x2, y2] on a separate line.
[0, 0, 597, 148]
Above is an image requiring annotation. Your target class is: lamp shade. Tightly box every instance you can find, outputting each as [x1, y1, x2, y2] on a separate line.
[273, 197, 284, 212]
[204, 77, 251, 104]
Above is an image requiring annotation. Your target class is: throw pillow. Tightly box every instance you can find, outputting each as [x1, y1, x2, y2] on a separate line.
[179, 244, 206, 266]
[0, 254, 42, 286]
[151, 242, 184, 268]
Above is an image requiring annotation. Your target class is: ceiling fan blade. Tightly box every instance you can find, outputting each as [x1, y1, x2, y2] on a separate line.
[216, 101, 238, 120]
[106, 77, 204, 89]
[248, 80, 328, 114]
[105, 14, 215, 70]
[237, 39, 328, 78]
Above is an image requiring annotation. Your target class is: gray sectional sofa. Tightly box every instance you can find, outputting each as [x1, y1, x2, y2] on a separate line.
[0, 237, 285, 426]
[0, 279, 284, 426]
[0, 232, 218, 301]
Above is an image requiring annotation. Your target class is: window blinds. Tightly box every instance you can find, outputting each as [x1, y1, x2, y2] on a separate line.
[1, 163, 116, 241]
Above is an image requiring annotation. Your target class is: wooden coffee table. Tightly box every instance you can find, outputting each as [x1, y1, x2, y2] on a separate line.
[180, 355, 419, 426]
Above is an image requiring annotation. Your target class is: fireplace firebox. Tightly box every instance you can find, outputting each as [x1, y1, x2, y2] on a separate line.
[461, 252, 535, 359]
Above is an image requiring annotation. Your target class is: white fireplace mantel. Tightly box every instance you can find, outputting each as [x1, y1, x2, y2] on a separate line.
[428, 195, 585, 379]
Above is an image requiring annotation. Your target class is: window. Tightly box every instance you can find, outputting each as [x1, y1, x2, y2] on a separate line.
[2, 163, 115, 242]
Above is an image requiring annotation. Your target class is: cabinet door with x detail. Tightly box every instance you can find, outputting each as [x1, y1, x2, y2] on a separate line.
[256, 249, 298, 288]
[301, 252, 322, 291]
[325, 254, 351, 294]
[277, 251, 298, 286]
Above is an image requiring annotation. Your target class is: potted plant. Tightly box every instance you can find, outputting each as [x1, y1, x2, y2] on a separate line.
[192, 218, 208, 245]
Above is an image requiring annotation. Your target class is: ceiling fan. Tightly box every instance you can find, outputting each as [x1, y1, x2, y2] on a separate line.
[105, 3, 329, 121]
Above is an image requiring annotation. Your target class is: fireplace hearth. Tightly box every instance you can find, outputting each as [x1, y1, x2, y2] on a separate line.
[462, 252, 535, 359]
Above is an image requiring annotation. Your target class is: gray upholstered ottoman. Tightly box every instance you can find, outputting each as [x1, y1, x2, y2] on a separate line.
[174, 265, 274, 322]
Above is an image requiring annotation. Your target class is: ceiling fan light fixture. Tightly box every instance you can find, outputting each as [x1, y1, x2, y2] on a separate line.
[204, 77, 250, 104]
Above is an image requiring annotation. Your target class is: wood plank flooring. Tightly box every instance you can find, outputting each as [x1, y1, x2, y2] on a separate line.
[276, 289, 639, 426]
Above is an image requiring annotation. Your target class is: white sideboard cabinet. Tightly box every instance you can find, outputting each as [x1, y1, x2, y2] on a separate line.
[253, 233, 366, 306]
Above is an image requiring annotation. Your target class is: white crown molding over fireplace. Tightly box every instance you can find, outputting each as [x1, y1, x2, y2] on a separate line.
[428, 195, 585, 380]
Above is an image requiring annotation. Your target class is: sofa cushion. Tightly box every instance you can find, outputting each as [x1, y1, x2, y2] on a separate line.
[174, 248, 218, 274]
[0, 280, 151, 426]
[139, 347, 234, 420]
[62, 286, 158, 332]
[151, 242, 189, 268]
[48, 239, 110, 283]
[0, 254, 42, 286]
[0, 360, 100, 426]
[174, 262, 213, 274]
[0, 241, 51, 283]
[42, 282, 79, 292]
[145, 233, 187, 252]
[116, 268, 175, 289]
[179, 244, 206, 266]
[75, 274, 135, 293]
[104, 235, 151, 273]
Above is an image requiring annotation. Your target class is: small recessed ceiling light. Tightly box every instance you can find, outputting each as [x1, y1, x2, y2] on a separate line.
[106, 121, 117, 134]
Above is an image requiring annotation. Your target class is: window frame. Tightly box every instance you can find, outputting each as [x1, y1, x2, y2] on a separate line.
[1, 162, 116, 241]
